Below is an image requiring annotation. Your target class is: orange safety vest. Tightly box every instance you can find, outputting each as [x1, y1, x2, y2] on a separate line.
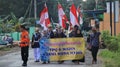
[20, 30, 30, 47]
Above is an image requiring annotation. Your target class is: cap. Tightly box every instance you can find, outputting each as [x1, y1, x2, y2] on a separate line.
[20, 24, 26, 29]
[48, 24, 52, 28]
[35, 27, 39, 32]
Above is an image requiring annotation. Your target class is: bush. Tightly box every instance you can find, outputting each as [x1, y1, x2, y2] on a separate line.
[101, 31, 119, 52]
[101, 31, 111, 42]
[107, 37, 119, 52]
[100, 31, 120, 67]
[100, 49, 120, 67]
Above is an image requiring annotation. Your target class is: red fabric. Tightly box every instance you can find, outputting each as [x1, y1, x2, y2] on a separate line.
[58, 3, 68, 29]
[39, 3, 51, 29]
[70, 4, 78, 24]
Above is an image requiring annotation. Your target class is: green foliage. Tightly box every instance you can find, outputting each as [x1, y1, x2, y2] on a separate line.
[100, 30, 120, 67]
[107, 37, 119, 52]
[101, 31, 119, 52]
[101, 31, 110, 41]
[100, 49, 120, 67]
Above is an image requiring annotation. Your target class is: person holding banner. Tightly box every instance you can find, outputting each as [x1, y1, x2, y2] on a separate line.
[90, 27, 101, 64]
[47, 24, 55, 38]
[39, 30, 50, 64]
[55, 26, 66, 38]
[69, 25, 84, 64]
[54, 26, 67, 64]
[31, 28, 41, 62]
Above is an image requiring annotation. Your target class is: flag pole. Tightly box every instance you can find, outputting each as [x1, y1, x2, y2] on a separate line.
[110, 0, 112, 36]
[34, 0, 37, 27]
[34, 0, 37, 20]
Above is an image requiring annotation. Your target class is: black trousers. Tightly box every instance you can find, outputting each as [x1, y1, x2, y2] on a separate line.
[91, 46, 99, 62]
[21, 46, 29, 64]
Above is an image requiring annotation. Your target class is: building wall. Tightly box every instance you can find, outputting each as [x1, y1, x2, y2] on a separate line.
[99, 13, 120, 35]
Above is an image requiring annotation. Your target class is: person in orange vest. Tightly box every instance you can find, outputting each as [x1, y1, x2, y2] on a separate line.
[19, 24, 30, 66]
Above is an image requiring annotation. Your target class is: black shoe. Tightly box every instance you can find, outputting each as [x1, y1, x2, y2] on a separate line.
[48, 61, 50, 63]
[35, 60, 40, 62]
[58, 61, 64, 64]
[42, 62, 46, 64]
[22, 63, 27, 66]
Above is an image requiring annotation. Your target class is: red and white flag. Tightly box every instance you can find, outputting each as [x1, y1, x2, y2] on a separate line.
[58, 3, 68, 29]
[77, 6, 83, 25]
[79, 13, 83, 25]
[40, 3, 51, 30]
[70, 4, 79, 27]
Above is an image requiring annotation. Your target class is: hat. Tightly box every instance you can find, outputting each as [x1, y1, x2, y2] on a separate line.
[35, 27, 39, 32]
[48, 24, 52, 28]
[20, 24, 26, 29]
[74, 25, 79, 30]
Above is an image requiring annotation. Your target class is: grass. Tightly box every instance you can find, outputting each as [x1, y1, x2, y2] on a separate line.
[99, 49, 120, 67]
[0, 47, 11, 51]
[0, 44, 17, 51]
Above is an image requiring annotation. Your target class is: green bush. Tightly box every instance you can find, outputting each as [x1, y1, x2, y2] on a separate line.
[100, 49, 120, 67]
[100, 31, 120, 67]
[101, 31, 111, 42]
[101, 31, 119, 52]
[107, 37, 119, 52]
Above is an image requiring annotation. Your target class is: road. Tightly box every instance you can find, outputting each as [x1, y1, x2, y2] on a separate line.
[0, 49, 102, 67]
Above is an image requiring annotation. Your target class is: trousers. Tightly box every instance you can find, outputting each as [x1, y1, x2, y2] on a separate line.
[91, 46, 99, 62]
[21, 46, 29, 64]
[34, 48, 40, 61]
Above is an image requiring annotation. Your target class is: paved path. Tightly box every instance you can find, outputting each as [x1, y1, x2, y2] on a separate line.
[0, 49, 102, 67]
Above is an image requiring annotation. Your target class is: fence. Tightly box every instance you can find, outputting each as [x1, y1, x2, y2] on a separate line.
[0, 27, 35, 41]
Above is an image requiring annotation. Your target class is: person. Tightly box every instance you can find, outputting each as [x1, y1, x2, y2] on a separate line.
[40, 30, 50, 64]
[19, 24, 30, 66]
[3, 35, 13, 44]
[47, 24, 55, 38]
[3, 35, 9, 41]
[31, 27, 41, 62]
[90, 27, 101, 64]
[69, 25, 84, 64]
[55, 26, 66, 38]
[54, 26, 66, 64]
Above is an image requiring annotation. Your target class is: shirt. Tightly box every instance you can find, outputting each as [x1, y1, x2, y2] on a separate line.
[90, 32, 101, 47]
[20, 30, 30, 47]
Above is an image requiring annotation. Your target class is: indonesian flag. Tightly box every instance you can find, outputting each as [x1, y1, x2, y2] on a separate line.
[70, 4, 79, 27]
[79, 13, 83, 24]
[58, 3, 68, 29]
[40, 3, 51, 30]
[77, 6, 83, 25]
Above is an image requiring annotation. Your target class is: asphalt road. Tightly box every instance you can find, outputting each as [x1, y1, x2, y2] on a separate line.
[0, 49, 102, 67]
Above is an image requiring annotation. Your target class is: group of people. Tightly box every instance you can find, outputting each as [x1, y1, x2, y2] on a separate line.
[19, 24, 101, 66]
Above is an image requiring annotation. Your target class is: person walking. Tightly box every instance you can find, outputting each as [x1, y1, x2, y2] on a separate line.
[47, 24, 55, 38]
[69, 25, 84, 64]
[40, 30, 50, 64]
[19, 24, 30, 66]
[54, 26, 66, 64]
[90, 27, 101, 64]
[31, 28, 41, 62]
